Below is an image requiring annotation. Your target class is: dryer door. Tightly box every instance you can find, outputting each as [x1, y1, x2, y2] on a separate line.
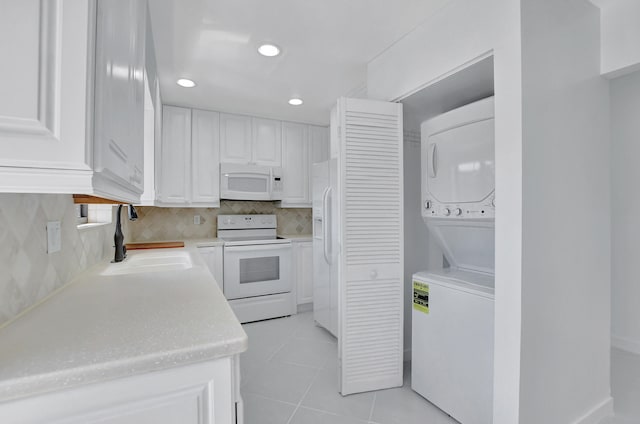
[425, 118, 495, 204]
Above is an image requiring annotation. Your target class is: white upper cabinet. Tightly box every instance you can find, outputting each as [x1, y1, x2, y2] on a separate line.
[93, 0, 146, 197]
[0, 0, 147, 203]
[158, 106, 190, 204]
[0, 1, 95, 190]
[220, 113, 252, 164]
[220, 113, 282, 166]
[157, 106, 220, 207]
[281, 122, 310, 206]
[191, 109, 220, 205]
[309, 125, 329, 164]
[252, 118, 282, 166]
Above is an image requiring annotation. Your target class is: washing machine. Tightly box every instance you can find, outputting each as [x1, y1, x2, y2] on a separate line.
[412, 96, 495, 424]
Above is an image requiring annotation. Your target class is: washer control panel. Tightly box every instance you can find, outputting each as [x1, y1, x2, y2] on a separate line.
[423, 196, 495, 219]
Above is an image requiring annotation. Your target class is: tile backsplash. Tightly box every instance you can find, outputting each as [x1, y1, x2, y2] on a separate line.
[124, 200, 312, 242]
[0, 194, 115, 326]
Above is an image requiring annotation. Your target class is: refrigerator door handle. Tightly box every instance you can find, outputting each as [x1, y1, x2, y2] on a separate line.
[323, 187, 332, 264]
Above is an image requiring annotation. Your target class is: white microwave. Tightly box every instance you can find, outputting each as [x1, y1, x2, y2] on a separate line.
[220, 163, 283, 201]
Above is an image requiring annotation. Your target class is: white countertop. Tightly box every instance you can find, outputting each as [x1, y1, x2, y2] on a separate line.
[278, 234, 313, 242]
[0, 244, 247, 403]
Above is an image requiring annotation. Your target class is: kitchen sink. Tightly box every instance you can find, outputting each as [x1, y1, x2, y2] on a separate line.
[102, 251, 193, 276]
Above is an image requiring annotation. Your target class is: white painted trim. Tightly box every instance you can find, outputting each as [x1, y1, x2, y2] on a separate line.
[0, 167, 93, 193]
[570, 397, 613, 424]
[612, 334, 640, 355]
[603, 62, 640, 80]
[297, 303, 313, 313]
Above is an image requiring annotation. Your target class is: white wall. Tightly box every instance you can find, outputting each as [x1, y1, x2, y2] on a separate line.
[368, 0, 613, 422]
[367, 0, 524, 422]
[519, 1, 611, 423]
[610, 70, 640, 355]
[590, 0, 640, 78]
[402, 132, 441, 360]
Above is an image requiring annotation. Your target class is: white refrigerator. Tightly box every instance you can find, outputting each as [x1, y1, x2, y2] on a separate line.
[312, 158, 338, 337]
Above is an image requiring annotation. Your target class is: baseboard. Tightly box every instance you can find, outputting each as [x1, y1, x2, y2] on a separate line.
[297, 302, 313, 313]
[571, 397, 613, 424]
[404, 348, 411, 362]
[612, 334, 640, 355]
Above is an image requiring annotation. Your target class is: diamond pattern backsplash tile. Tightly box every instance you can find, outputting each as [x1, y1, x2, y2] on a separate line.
[124, 200, 312, 242]
[0, 194, 115, 326]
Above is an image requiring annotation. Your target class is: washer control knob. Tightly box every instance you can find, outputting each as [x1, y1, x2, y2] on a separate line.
[454, 208, 462, 216]
[424, 200, 431, 209]
[443, 208, 451, 216]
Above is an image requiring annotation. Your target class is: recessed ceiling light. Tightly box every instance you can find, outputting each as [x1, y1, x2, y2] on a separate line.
[258, 44, 281, 57]
[177, 78, 196, 88]
[288, 98, 303, 106]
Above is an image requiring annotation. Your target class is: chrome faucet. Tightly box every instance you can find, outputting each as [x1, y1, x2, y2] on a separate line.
[114, 204, 138, 263]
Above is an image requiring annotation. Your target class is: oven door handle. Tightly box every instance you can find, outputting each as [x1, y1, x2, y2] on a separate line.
[224, 243, 291, 253]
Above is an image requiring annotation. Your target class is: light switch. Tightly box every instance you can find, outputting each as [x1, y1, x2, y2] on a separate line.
[194, 215, 201, 225]
[47, 221, 62, 254]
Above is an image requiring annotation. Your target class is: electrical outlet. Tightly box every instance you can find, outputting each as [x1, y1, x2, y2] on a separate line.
[46, 221, 62, 254]
[194, 215, 201, 225]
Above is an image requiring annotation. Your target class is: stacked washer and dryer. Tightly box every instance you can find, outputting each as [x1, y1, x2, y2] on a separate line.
[411, 97, 496, 424]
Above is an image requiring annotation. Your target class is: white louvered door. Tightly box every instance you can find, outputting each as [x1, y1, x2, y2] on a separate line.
[338, 97, 404, 395]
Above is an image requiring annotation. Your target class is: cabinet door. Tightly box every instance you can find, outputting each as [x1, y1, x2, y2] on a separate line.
[220, 113, 252, 164]
[191, 110, 220, 206]
[93, 0, 145, 193]
[159, 106, 190, 204]
[281, 122, 309, 206]
[309, 125, 329, 164]
[0, 1, 94, 188]
[252, 118, 282, 166]
[198, 246, 224, 291]
[296, 242, 314, 305]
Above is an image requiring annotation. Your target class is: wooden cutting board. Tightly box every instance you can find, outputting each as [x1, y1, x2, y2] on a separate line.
[125, 241, 185, 250]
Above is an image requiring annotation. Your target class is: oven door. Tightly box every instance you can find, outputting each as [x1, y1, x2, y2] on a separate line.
[223, 243, 292, 300]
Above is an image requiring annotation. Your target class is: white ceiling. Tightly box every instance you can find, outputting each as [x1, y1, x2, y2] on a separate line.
[148, 0, 450, 125]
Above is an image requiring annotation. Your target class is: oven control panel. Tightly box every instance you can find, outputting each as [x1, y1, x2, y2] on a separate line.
[218, 214, 277, 230]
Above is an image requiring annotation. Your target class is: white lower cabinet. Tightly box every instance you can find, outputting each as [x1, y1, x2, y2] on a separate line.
[293, 241, 314, 305]
[0, 357, 241, 424]
[198, 245, 224, 291]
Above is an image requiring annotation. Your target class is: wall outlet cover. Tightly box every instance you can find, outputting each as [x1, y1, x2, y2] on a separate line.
[194, 215, 201, 225]
[46, 221, 62, 254]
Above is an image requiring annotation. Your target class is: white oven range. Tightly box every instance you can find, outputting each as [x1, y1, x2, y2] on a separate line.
[218, 214, 295, 323]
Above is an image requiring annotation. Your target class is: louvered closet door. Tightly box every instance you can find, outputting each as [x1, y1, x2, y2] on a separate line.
[338, 97, 404, 395]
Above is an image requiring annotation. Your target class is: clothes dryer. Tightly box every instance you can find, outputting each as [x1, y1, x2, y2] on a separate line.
[412, 96, 495, 424]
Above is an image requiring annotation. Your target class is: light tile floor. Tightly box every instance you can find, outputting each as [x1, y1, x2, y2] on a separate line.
[240, 311, 458, 424]
[241, 312, 640, 424]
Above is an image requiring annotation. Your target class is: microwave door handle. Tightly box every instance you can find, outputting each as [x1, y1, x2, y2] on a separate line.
[323, 187, 332, 264]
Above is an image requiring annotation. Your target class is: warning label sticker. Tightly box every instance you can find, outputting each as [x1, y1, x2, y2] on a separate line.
[413, 280, 429, 314]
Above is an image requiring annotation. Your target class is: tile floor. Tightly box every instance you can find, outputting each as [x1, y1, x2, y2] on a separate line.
[241, 312, 640, 424]
[240, 311, 458, 424]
